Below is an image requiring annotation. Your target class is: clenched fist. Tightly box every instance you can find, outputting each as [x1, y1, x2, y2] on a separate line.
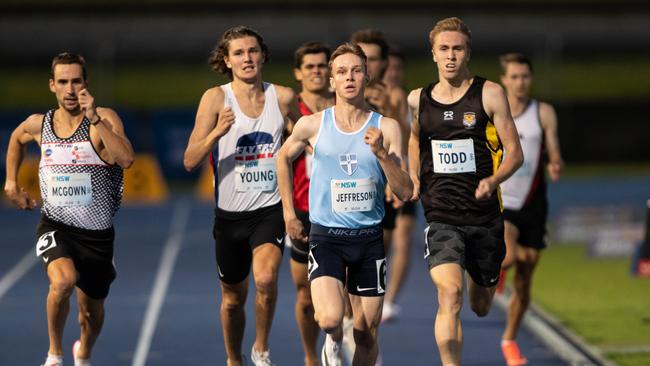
[215, 107, 236, 138]
[364, 126, 387, 160]
[78, 89, 98, 122]
[4, 183, 37, 210]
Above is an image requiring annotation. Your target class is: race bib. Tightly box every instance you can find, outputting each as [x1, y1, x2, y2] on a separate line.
[431, 138, 476, 173]
[235, 159, 277, 192]
[48, 173, 93, 207]
[330, 178, 377, 213]
[36, 231, 57, 257]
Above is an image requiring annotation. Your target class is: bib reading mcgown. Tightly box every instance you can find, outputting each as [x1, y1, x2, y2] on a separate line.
[309, 107, 386, 228]
[39, 109, 124, 230]
[418, 77, 503, 226]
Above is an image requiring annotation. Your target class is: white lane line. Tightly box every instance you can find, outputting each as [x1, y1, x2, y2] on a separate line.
[132, 200, 191, 366]
[494, 291, 612, 366]
[0, 249, 39, 301]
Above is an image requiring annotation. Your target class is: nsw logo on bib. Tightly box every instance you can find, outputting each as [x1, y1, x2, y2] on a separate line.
[48, 173, 93, 207]
[330, 178, 377, 213]
[431, 138, 476, 173]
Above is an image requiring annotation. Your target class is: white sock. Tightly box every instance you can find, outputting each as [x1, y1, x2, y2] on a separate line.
[45, 354, 63, 366]
[74, 358, 91, 366]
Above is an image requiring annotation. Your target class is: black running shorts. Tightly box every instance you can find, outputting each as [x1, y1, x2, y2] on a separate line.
[424, 216, 505, 287]
[308, 224, 386, 297]
[36, 215, 116, 299]
[213, 203, 285, 284]
[503, 186, 548, 250]
[289, 208, 311, 264]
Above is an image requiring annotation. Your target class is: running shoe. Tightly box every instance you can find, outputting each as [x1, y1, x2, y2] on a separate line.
[321, 334, 342, 366]
[501, 340, 528, 366]
[381, 302, 401, 323]
[251, 345, 275, 366]
[72, 340, 91, 366]
[41, 354, 63, 366]
[341, 316, 355, 364]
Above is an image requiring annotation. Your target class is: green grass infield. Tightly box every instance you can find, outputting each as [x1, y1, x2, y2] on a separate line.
[529, 244, 650, 365]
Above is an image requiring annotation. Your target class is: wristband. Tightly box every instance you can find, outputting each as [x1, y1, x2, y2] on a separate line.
[90, 114, 102, 125]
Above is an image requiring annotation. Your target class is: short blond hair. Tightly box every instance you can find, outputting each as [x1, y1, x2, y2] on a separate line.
[328, 43, 367, 73]
[429, 17, 472, 50]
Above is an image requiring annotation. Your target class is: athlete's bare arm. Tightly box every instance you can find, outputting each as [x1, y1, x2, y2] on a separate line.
[539, 101, 563, 182]
[184, 87, 234, 172]
[407, 88, 422, 201]
[370, 116, 413, 202]
[86, 105, 134, 169]
[477, 81, 523, 200]
[277, 113, 322, 242]
[4, 114, 43, 209]
[275, 84, 302, 133]
[389, 85, 409, 130]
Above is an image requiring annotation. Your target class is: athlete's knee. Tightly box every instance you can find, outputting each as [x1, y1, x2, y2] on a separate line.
[49, 277, 76, 298]
[296, 286, 314, 310]
[436, 283, 463, 314]
[315, 309, 342, 332]
[254, 270, 278, 294]
[221, 290, 246, 314]
[353, 327, 378, 349]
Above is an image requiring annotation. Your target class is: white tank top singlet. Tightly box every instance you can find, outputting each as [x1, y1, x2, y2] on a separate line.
[501, 100, 544, 210]
[211, 82, 284, 212]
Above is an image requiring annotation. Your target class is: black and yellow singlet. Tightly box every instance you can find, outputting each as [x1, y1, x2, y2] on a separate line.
[418, 76, 503, 226]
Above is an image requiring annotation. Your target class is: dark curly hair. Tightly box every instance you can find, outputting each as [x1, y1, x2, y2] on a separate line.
[208, 25, 269, 80]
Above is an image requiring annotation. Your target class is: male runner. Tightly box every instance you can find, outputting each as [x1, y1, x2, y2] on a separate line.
[184, 26, 301, 366]
[350, 29, 414, 323]
[498, 53, 563, 366]
[407, 17, 523, 365]
[289, 41, 335, 366]
[277, 43, 412, 366]
[4, 52, 134, 366]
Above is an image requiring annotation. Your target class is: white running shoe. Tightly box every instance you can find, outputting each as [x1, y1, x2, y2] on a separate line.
[251, 345, 275, 366]
[341, 316, 355, 364]
[381, 302, 401, 323]
[321, 334, 342, 366]
[41, 354, 63, 366]
[72, 340, 91, 366]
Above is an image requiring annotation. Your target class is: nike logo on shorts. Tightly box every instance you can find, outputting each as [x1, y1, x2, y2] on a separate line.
[275, 237, 283, 244]
[42, 256, 49, 262]
[356, 286, 375, 292]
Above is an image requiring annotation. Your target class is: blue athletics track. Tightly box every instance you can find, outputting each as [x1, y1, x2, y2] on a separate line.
[1, 196, 569, 366]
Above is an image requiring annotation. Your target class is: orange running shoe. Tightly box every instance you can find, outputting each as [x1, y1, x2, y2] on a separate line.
[501, 340, 528, 366]
[496, 269, 507, 294]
